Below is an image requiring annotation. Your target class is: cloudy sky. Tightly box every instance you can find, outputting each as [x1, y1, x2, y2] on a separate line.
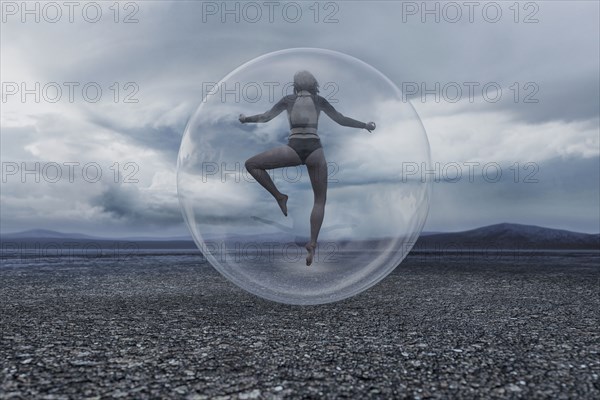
[1, 0, 598, 236]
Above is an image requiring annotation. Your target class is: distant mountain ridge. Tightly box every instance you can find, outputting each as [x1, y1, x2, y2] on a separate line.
[1, 223, 599, 250]
[0, 229, 192, 242]
[414, 223, 599, 250]
[2, 229, 100, 240]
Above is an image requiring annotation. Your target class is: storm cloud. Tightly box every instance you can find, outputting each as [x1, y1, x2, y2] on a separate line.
[1, 1, 598, 235]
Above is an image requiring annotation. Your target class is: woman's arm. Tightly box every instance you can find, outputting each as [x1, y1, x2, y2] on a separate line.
[240, 96, 288, 123]
[318, 96, 373, 130]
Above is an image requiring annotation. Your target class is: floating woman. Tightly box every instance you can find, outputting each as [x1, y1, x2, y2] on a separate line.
[240, 70, 376, 266]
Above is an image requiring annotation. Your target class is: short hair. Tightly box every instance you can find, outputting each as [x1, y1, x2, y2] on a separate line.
[293, 70, 319, 95]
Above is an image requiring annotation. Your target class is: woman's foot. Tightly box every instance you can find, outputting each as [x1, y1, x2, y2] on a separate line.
[276, 194, 288, 216]
[305, 242, 316, 266]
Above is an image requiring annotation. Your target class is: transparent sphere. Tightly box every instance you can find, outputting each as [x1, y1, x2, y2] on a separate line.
[177, 48, 431, 305]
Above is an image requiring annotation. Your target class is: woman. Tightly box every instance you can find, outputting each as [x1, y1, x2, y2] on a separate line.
[240, 70, 376, 266]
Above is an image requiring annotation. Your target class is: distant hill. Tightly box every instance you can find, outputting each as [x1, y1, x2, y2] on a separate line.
[0, 229, 192, 242]
[1, 229, 101, 240]
[0, 229, 196, 250]
[414, 223, 600, 250]
[1, 223, 598, 250]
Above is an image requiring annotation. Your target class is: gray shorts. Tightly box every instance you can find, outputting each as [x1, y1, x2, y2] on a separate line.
[287, 138, 322, 164]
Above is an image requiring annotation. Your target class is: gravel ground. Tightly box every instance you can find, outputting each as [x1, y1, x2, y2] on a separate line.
[1, 251, 599, 399]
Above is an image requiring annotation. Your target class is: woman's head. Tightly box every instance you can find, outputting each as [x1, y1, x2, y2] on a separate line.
[293, 70, 319, 95]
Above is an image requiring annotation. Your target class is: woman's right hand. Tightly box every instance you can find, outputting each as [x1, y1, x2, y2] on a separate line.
[365, 121, 376, 133]
[239, 114, 246, 123]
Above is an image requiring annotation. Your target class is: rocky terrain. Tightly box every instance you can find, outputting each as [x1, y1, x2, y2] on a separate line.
[1, 251, 599, 399]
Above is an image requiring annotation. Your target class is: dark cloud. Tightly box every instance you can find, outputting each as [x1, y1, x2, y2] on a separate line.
[91, 184, 182, 226]
[425, 156, 600, 233]
[86, 111, 184, 159]
[2, 1, 598, 235]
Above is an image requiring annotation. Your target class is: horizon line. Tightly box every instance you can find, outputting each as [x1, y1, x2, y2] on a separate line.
[1, 222, 599, 240]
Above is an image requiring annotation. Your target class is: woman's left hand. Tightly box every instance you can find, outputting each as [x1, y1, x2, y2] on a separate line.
[365, 121, 376, 133]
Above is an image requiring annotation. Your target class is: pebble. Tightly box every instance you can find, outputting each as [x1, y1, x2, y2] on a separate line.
[239, 389, 261, 399]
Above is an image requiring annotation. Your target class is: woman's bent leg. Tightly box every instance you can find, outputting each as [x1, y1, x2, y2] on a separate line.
[245, 146, 302, 216]
[304, 148, 327, 266]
